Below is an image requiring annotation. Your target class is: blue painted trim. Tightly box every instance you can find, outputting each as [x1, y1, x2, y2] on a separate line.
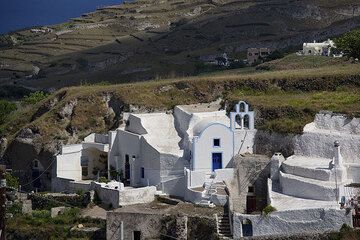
[211, 151, 223, 172]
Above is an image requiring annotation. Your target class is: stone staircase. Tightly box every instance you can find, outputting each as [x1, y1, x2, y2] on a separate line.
[217, 214, 232, 239]
[199, 174, 216, 205]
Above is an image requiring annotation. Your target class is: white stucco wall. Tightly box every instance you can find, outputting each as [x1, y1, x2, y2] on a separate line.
[233, 208, 352, 238]
[56, 145, 82, 181]
[279, 171, 337, 201]
[111, 129, 142, 185]
[193, 123, 234, 172]
[185, 169, 207, 188]
[295, 113, 360, 164]
[214, 168, 235, 183]
[233, 130, 256, 155]
[161, 176, 186, 197]
[119, 186, 156, 206]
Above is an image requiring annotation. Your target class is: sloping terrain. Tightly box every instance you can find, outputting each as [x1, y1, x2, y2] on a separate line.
[1, 55, 360, 172]
[1, 0, 360, 89]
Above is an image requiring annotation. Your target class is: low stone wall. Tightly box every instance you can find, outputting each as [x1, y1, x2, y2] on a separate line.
[184, 188, 203, 204]
[107, 212, 187, 240]
[92, 182, 120, 208]
[69, 181, 92, 193]
[106, 212, 218, 240]
[51, 177, 71, 192]
[29, 192, 90, 210]
[233, 208, 352, 238]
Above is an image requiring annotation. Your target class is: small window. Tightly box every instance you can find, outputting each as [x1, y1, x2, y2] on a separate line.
[213, 138, 220, 147]
[248, 186, 255, 193]
[141, 167, 145, 179]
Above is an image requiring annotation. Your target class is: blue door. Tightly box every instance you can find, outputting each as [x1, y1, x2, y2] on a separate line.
[212, 153, 222, 171]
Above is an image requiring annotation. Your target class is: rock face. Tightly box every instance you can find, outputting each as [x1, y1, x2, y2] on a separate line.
[1, 92, 132, 191]
[295, 112, 360, 163]
[254, 131, 295, 158]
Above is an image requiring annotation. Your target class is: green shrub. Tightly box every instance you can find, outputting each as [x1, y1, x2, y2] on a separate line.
[52, 208, 80, 224]
[263, 205, 277, 215]
[0, 100, 16, 124]
[5, 172, 19, 189]
[76, 189, 85, 196]
[335, 29, 360, 58]
[99, 176, 109, 183]
[7, 202, 22, 215]
[22, 91, 48, 105]
[340, 224, 351, 233]
[32, 210, 51, 219]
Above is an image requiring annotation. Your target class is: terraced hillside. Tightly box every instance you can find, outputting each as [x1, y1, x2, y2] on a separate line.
[1, 0, 360, 90]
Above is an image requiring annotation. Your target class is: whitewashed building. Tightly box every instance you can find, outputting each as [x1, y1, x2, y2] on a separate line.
[52, 101, 256, 206]
[233, 112, 359, 238]
[301, 39, 335, 56]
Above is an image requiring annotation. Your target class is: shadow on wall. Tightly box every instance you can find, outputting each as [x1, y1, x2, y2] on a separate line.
[254, 130, 295, 157]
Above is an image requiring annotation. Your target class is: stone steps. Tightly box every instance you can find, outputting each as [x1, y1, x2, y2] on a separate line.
[217, 214, 232, 239]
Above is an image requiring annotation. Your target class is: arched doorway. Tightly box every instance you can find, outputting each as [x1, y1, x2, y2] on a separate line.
[242, 219, 253, 237]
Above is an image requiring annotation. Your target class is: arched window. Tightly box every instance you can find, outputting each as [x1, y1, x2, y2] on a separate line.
[244, 114, 250, 129]
[239, 102, 246, 112]
[235, 114, 242, 129]
[242, 219, 253, 237]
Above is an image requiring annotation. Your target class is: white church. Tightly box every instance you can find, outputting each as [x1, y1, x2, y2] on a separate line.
[52, 100, 256, 206]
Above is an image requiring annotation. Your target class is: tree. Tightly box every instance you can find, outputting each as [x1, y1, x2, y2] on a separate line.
[335, 29, 360, 59]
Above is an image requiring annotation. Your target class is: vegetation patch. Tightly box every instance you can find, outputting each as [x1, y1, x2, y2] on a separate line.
[29, 193, 90, 210]
[6, 207, 106, 240]
[263, 205, 277, 215]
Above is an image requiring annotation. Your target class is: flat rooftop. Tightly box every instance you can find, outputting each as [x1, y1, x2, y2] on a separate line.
[177, 99, 223, 113]
[112, 198, 223, 217]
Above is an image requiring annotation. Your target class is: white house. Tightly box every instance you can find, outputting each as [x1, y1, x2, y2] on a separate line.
[52, 100, 257, 206]
[301, 39, 335, 56]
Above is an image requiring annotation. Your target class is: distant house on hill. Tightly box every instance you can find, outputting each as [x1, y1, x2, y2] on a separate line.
[247, 48, 271, 65]
[301, 39, 335, 56]
[199, 53, 230, 67]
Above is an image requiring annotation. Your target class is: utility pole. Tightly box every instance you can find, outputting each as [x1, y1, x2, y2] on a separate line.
[0, 165, 6, 240]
